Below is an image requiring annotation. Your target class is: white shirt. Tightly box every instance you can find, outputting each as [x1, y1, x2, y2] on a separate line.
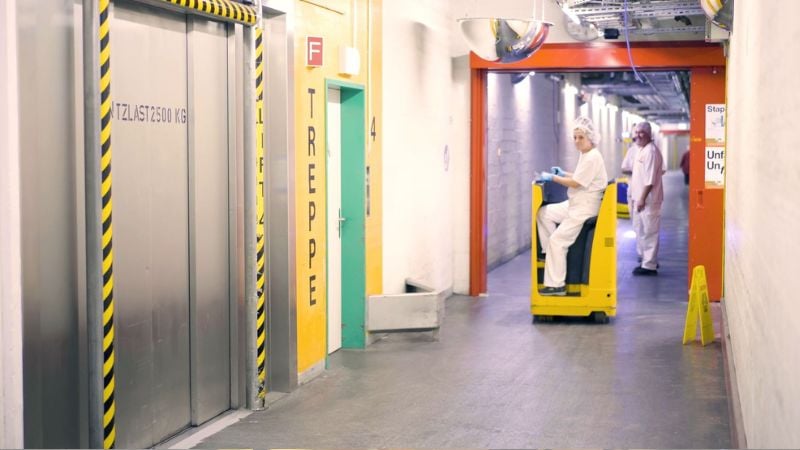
[629, 142, 664, 206]
[622, 142, 667, 175]
[568, 148, 608, 205]
[621, 143, 640, 174]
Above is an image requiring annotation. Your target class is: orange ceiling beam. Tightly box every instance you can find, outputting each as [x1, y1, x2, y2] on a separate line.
[469, 42, 725, 71]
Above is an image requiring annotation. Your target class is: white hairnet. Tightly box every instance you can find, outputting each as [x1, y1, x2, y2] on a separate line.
[637, 121, 652, 134]
[573, 116, 600, 145]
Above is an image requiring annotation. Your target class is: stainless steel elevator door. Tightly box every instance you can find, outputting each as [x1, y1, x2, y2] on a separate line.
[188, 17, 231, 425]
[111, 3, 191, 447]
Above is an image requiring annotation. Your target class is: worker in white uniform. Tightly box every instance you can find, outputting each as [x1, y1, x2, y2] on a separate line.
[621, 124, 642, 258]
[629, 121, 664, 276]
[621, 124, 640, 208]
[537, 117, 609, 296]
[622, 123, 667, 263]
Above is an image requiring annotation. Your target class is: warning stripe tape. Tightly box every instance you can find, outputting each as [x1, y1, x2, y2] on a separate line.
[255, 26, 267, 400]
[160, 0, 258, 25]
[94, 2, 258, 442]
[98, 0, 117, 448]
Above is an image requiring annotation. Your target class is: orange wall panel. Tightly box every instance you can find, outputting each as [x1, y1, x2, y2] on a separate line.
[689, 67, 726, 301]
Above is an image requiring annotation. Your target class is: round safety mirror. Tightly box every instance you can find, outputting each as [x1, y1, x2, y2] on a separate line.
[458, 18, 553, 63]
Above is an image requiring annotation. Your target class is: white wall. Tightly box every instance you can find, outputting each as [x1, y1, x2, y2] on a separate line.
[450, 54, 471, 294]
[725, 1, 800, 447]
[382, 0, 455, 294]
[486, 73, 559, 269]
[0, 0, 24, 447]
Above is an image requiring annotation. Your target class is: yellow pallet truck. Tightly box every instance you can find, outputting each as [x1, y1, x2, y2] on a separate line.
[530, 181, 617, 324]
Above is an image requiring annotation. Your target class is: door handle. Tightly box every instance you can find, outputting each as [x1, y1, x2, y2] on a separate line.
[337, 208, 346, 238]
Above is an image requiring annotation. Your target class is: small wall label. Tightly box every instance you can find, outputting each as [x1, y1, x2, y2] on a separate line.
[306, 36, 323, 67]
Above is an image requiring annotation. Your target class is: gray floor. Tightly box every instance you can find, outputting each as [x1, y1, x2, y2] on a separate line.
[196, 171, 730, 448]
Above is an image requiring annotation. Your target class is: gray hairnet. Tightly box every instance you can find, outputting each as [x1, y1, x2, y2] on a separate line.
[573, 116, 600, 145]
[637, 121, 652, 134]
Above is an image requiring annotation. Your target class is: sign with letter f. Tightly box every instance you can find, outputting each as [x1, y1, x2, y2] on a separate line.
[307, 36, 323, 67]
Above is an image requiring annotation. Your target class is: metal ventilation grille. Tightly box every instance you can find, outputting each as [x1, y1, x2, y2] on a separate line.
[558, 0, 706, 36]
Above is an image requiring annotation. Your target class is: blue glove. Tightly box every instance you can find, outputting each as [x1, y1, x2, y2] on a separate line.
[538, 172, 553, 182]
[551, 166, 564, 176]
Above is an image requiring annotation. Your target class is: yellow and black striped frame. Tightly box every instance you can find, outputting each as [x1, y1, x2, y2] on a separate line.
[92, 0, 262, 447]
[254, 25, 267, 402]
[97, 1, 117, 447]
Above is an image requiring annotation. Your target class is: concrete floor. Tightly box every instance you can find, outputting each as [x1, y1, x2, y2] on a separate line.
[195, 171, 731, 448]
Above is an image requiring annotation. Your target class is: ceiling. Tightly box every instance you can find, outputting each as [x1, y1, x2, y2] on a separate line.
[549, 1, 703, 124]
[555, 0, 708, 37]
[579, 71, 691, 124]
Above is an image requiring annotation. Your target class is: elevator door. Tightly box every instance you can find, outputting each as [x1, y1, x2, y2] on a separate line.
[111, 2, 230, 447]
[188, 15, 231, 425]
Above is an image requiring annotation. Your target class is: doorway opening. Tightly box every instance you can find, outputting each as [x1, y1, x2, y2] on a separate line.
[325, 81, 367, 352]
[469, 43, 726, 300]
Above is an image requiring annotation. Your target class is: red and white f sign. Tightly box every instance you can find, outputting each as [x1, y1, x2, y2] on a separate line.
[306, 36, 323, 67]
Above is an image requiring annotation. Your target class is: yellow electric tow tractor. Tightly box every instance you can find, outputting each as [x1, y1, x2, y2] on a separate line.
[530, 181, 617, 324]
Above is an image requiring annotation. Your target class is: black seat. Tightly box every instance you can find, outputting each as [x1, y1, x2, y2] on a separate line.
[536, 216, 598, 285]
[566, 216, 597, 284]
[536, 182, 610, 285]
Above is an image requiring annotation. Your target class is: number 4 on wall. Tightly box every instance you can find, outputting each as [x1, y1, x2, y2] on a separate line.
[371, 116, 376, 141]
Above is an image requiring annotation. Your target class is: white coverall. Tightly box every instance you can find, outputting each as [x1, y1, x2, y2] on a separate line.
[538, 148, 608, 288]
[621, 143, 641, 252]
[629, 142, 664, 270]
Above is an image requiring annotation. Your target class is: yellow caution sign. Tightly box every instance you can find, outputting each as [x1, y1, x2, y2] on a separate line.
[683, 266, 715, 346]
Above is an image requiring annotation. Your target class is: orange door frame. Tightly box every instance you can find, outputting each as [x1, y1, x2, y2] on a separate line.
[469, 42, 726, 300]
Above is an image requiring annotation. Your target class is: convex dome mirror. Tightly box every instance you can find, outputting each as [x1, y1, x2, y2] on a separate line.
[458, 18, 553, 63]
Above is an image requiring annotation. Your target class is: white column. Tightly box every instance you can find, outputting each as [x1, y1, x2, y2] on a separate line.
[0, 0, 24, 447]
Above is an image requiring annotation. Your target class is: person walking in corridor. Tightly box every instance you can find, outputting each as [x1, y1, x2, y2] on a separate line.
[680, 147, 691, 185]
[621, 123, 642, 259]
[630, 122, 664, 276]
[537, 117, 608, 296]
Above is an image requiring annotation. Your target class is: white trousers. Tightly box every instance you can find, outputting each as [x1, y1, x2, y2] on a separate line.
[537, 200, 599, 288]
[632, 203, 662, 270]
[627, 190, 641, 258]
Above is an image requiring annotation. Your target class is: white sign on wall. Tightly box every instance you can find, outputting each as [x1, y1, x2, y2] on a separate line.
[705, 146, 725, 185]
[705, 104, 726, 187]
[705, 104, 726, 144]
